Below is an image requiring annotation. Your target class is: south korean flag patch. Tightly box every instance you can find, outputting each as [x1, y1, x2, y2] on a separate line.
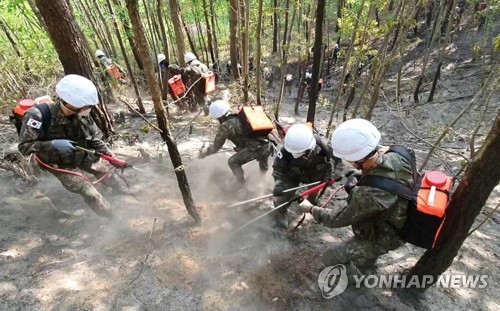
[27, 118, 42, 130]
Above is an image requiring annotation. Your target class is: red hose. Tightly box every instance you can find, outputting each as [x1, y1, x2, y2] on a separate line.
[320, 186, 346, 208]
[34, 154, 115, 185]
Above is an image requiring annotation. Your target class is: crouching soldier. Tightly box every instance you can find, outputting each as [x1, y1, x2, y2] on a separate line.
[272, 123, 343, 229]
[170, 52, 209, 111]
[18, 74, 126, 219]
[299, 119, 413, 280]
[199, 100, 271, 189]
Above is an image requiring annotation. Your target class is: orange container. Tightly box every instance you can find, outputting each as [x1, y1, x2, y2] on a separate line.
[238, 106, 274, 135]
[168, 75, 186, 97]
[416, 171, 453, 218]
[109, 65, 123, 80]
[14, 99, 36, 117]
[202, 71, 216, 94]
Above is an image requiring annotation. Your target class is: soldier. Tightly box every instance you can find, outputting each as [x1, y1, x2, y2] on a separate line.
[18, 74, 124, 219]
[284, 73, 293, 96]
[95, 49, 127, 83]
[169, 52, 209, 111]
[299, 119, 413, 280]
[272, 124, 343, 229]
[199, 100, 271, 188]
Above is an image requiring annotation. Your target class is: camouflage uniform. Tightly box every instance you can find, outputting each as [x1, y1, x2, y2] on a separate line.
[205, 114, 270, 183]
[18, 101, 117, 218]
[183, 61, 209, 111]
[272, 135, 342, 214]
[310, 151, 413, 276]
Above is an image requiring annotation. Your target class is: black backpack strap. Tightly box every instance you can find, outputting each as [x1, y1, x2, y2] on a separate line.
[387, 145, 418, 183]
[36, 103, 52, 138]
[357, 175, 414, 201]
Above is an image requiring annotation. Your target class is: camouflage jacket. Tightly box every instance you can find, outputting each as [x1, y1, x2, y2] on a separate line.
[18, 101, 110, 168]
[206, 114, 268, 155]
[273, 135, 337, 184]
[311, 151, 413, 241]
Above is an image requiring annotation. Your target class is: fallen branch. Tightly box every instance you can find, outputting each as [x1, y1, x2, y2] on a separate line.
[118, 97, 163, 133]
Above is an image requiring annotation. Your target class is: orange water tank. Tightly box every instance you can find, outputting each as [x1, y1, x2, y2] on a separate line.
[109, 65, 123, 80]
[13, 99, 36, 117]
[416, 171, 453, 218]
[168, 75, 186, 97]
[238, 105, 274, 135]
[202, 71, 216, 94]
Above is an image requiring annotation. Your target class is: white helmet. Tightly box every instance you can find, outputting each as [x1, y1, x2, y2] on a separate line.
[209, 100, 230, 119]
[157, 53, 166, 64]
[284, 124, 316, 154]
[56, 74, 99, 108]
[95, 49, 105, 58]
[330, 118, 381, 162]
[184, 52, 197, 64]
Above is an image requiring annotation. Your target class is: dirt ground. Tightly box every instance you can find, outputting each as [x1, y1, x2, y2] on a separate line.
[1, 21, 499, 311]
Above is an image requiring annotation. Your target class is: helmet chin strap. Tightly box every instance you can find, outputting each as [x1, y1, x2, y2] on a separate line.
[60, 101, 78, 116]
[356, 152, 381, 172]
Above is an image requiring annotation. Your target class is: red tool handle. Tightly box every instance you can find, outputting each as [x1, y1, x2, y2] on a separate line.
[100, 154, 127, 167]
[299, 179, 338, 199]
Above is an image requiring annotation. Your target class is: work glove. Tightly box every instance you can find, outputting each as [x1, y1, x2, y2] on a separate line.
[52, 139, 76, 154]
[344, 175, 359, 195]
[273, 185, 285, 196]
[299, 199, 315, 213]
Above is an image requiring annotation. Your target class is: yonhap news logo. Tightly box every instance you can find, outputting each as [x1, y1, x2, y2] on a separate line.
[318, 264, 488, 298]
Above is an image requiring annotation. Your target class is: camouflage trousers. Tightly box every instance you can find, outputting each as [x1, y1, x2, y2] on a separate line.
[228, 144, 271, 183]
[43, 164, 122, 218]
[322, 235, 405, 280]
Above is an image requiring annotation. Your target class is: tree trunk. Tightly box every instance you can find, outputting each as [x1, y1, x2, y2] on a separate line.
[409, 113, 500, 288]
[209, 0, 220, 66]
[241, 0, 250, 103]
[336, 0, 343, 33]
[0, 18, 30, 72]
[272, 0, 279, 54]
[35, 0, 113, 137]
[112, 0, 144, 70]
[255, 0, 264, 105]
[157, 0, 170, 60]
[105, 0, 145, 113]
[125, 0, 200, 223]
[26, 0, 47, 31]
[229, 0, 240, 79]
[306, 0, 326, 124]
[81, 0, 111, 55]
[169, 0, 187, 65]
[182, 19, 198, 59]
[427, 61, 442, 103]
[202, 0, 216, 65]
[92, 0, 117, 57]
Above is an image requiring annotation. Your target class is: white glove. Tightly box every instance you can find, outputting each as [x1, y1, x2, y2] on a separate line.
[299, 199, 315, 213]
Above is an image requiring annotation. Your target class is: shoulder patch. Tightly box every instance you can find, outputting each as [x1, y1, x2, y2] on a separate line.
[277, 151, 283, 159]
[27, 118, 42, 129]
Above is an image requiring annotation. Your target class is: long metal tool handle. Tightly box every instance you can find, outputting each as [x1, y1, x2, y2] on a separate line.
[228, 181, 322, 208]
[233, 200, 292, 233]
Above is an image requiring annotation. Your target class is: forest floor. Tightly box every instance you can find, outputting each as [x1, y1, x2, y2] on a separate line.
[1, 24, 499, 311]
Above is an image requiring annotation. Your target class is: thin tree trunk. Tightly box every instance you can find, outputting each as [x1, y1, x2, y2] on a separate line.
[182, 19, 198, 59]
[209, 0, 219, 66]
[229, 0, 240, 79]
[326, 0, 366, 135]
[78, 0, 110, 55]
[255, 0, 264, 105]
[157, 0, 170, 60]
[83, 0, 112, 55]
[241, 0, 250, 103]
[0, 18, 30, 72]
[112, 0, 144, 70]
[26, 0, 47, 31]
[427, 61, 442, 102]
[92, 0, 117, 57]
[193, 9, 208, 64]
[409, 113, 500, 288]
[202, 0, 216, 65]
[272, 0, 278, 54]
[306, 0, 326, 123]
[105, 0, 145, 113]
[169, 0, 187, 65]
[336, 0, 343, 33]
[125, 0, 200, 223]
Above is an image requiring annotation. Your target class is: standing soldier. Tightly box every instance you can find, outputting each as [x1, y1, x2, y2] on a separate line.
[18, 74, 126, 219]
[199, 100, 271, 189]
[271, 123, 343, 229]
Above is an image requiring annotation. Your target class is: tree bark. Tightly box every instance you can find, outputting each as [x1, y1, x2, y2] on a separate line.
[409, 113, 500, 288]
[427, 61, 442, 102]
[209, 0, 220, 66]
[26, 0, 47, 31]
[182, 19, 199, 59]
[168, 0, 187, 65]
[272, 0, 279, 54]
[255, 0, 264, 105]
[229, 0, 240, 79]
[202, 0, 216, 65]
[35, 0, 113, 136]
[105, 0, 145, 113]
[112, 0, 144, 70]
[125, 0, 201, 223]
[241, 0, 250, 103]
[0, 17, 30, 72]
[92, 0, 117, 57]
[157, 0, 170, 60]
[306, 0, 326, 124]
